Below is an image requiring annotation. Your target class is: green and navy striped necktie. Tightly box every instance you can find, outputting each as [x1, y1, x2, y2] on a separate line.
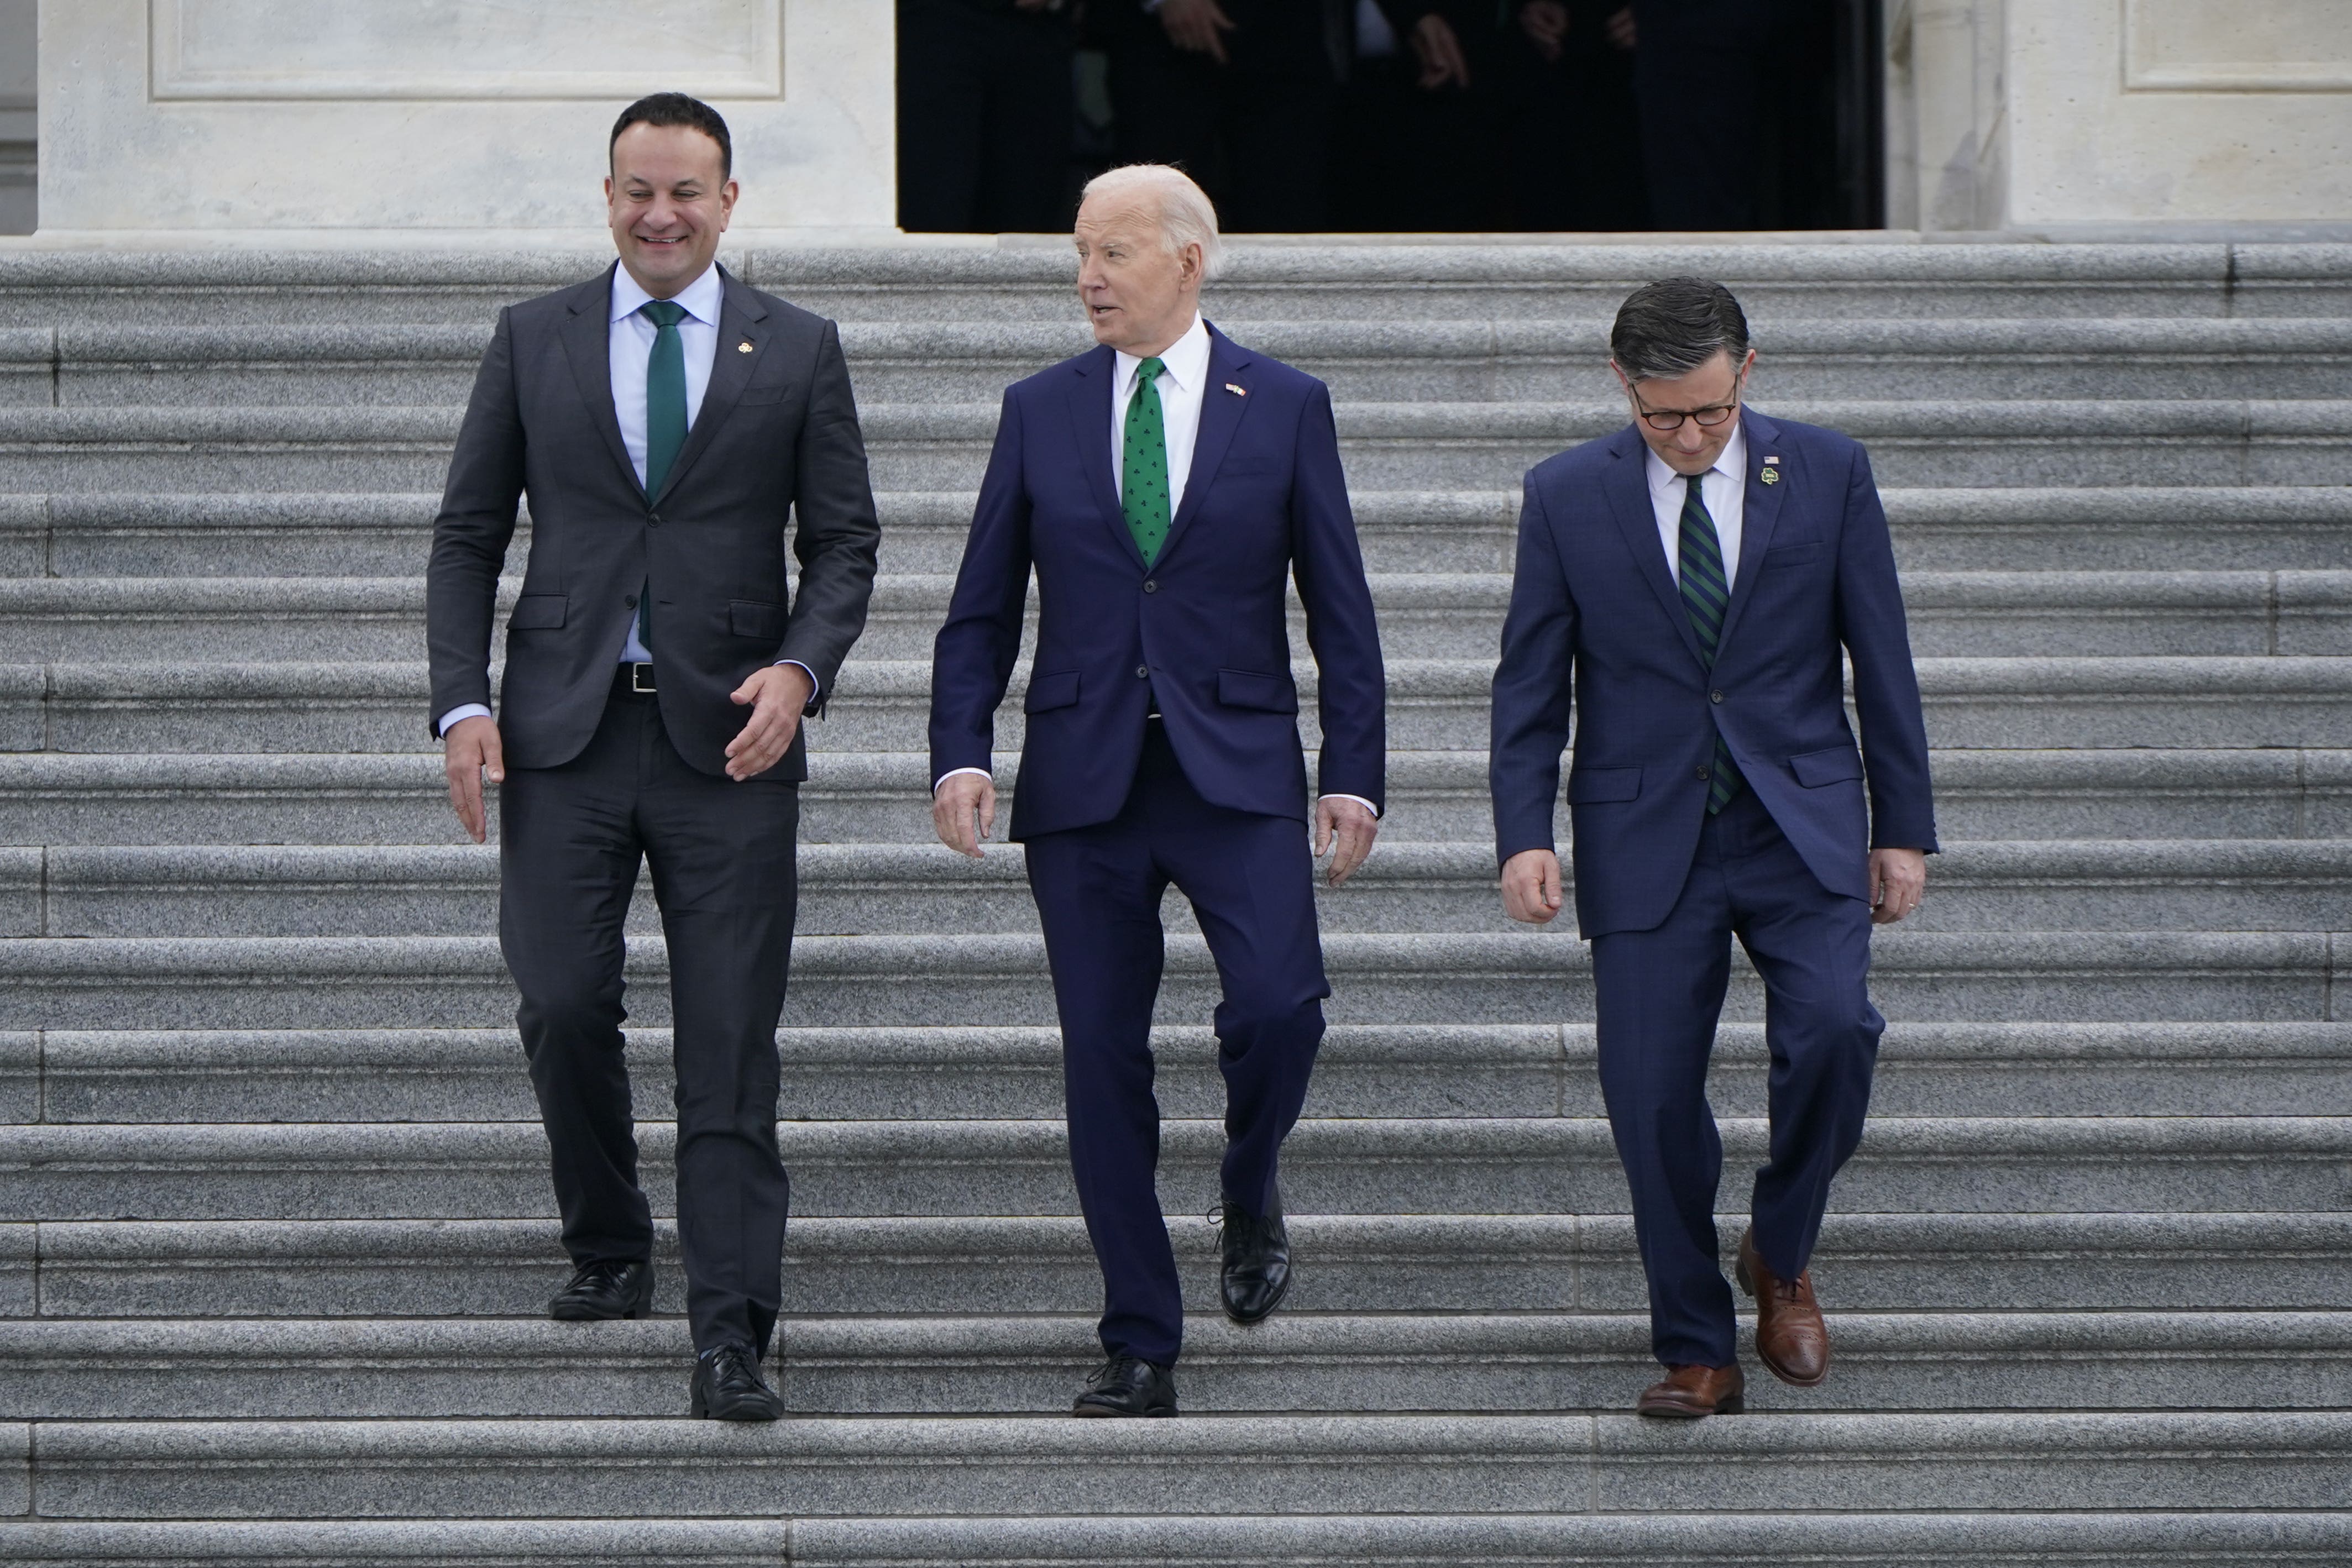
[1679, 471, 1743, 815]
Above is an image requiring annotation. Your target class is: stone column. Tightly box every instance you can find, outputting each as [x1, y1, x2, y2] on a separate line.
[35, 0, 895, 237]
[0, 0, 32, 235]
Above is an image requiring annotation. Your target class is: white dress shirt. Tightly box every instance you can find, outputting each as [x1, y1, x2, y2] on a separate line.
[937, 312, 1375, 819]
[1646, 421, 1747, 593]
[437, 260, 814, 737]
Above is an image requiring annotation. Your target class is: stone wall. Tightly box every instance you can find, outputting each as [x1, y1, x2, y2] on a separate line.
[0, 0, 32, 235]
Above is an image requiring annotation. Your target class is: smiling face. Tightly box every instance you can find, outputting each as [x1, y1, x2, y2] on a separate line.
[1073, 192, 1202, 357]
[606, 122, 736, 299]
[1614, 348, 1756, 475]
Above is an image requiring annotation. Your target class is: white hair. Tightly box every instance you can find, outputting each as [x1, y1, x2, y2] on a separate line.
[1080, 164, 1224, 281]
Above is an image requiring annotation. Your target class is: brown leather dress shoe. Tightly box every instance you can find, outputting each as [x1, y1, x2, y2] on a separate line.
[1737, 1228, 1830, 1387]
[1636, 1362, 1745, 1418]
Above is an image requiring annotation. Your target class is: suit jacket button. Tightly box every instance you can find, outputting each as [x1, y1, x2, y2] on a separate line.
[647, 512, 662, 527]
[1136, 665, 1150, 679]
[1711, 689, 1724, 704]
[624, 594, 638, 608]
[1696, 765, 1711, 780]
[1143, 580, 1157, 593]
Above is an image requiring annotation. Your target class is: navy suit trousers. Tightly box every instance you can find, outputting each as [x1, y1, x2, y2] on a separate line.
[1590, 787, 1881, 1370]
[1023, 721, 1329, 1366]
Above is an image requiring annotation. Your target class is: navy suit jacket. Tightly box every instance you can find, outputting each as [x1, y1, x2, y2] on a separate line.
[929, 324, 1385, 840]
[1490, 409, 1936, 938]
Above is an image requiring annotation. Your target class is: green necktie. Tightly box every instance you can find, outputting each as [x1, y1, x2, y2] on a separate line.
[638, 298, 689, 652]
[1122, 356, 1172, 567]
[1679, 472, 1744, 815]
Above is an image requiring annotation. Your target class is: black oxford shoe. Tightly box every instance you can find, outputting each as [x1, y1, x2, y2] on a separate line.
[1072, 1355, 1177, 1417]
[690, 1342, 786, 1422]
[1217, 1186, 1292, 1325]
[548, 1258, 654, 1321]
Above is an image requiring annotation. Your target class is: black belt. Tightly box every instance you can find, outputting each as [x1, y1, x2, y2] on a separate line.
[616, 663, 656, 694]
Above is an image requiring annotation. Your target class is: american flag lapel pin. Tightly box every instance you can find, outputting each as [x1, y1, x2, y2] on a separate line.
[1225, 382, 1246, 397]
[1761, 454, 1781, 485]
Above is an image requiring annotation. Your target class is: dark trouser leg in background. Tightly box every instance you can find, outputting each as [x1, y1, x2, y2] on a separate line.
[1025, 724, 1328, 1365]
[499, 687, 800, 1355]
[1592, 786, 1878, 1367]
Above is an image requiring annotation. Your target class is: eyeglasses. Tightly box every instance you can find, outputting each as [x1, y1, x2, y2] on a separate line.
[1627, 368, 1746, 432]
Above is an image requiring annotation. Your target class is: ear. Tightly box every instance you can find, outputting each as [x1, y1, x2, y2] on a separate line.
[719, 179, 738, 228]
[1178, 241, 1204, 289]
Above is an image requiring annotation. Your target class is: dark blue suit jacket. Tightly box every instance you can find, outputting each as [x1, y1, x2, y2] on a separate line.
[930, 324, 1385, 840]
[1490, 410, 1936, 938]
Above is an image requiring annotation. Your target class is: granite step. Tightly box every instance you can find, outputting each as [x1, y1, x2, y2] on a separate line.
[5, 1115, 2344, 1223]
[17, 317, 2352, 407]
[3, 400, 2348, 495]
[2, 1513, 2346, 1568]
[9, 655, 2350, 756]
[7, 1310, 2348, 1419]
[14, 1411, 2350, 1519]
[2, 748, 2344, 847]
[0, 930, 2334, 1031]
[13, 569, 2341, 664]
[17, 1018, 2346, 1130]
[18, 1210, 2345, 1320]
[3, 241, 2345, 327]
[18, 838, 2351, 940]
[7, 486, 2344, 583]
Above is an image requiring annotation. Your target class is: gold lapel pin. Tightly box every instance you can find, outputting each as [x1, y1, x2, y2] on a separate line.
[1761, 468, 1780, 485]
[1224, 382, 1246, 396]
[736, 340, 754, 354]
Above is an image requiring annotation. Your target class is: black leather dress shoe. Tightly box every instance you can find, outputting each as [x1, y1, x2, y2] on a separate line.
[1072, 1355, 1177, 1417]
[1217, 1186, 1292, 1325]
[690, 1342, 786, 1422]
[548, 1258, 654, 1321]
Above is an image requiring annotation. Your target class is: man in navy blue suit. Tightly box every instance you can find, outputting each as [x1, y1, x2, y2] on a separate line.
[929, 164, 1387, 1418]
[1489, 278, 1935, 1419]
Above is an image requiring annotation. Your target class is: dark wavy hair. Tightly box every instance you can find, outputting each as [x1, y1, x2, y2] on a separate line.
[1610, 277, 1752, 381]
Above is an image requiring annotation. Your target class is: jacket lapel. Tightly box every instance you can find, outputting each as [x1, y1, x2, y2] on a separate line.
[1151, 323, 1252, 569]
[1602, 426, 1709, 670]
[1065, 345, 1147, 569]
[558, 267, 640, 494]
[1712, 408, 1787, 662]
[651, 267, 768, 507]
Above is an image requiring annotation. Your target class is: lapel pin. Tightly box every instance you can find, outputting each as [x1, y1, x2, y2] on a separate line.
[1224, 382, 1246, 396]
[1763, 454, 1779, 464]
[736, 340, 755, 354]
[1761, 467, 1780, 485]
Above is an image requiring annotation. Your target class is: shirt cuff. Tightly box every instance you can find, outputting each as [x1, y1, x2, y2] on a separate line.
[933, 766, 992, 795]
[774, 659, 822, 715]
[1319, 793, 1380, 817]
[437, 703, 493, 738]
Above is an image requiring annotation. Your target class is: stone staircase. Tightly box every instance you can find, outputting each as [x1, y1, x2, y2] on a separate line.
[0, 240, 2348, 1563]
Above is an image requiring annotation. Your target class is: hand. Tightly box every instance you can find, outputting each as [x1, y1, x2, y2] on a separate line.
[725, 664, 814, 781]
[1500, 847, 1563, 924]
[1410, 13, 1472, 88]
[933, 772, 997, 858]
[1159, 0, 1235, 64]
[1519, 1, 1568, 61]
[1869, 847, 1926, 925]
[1604, 3, 1636, 50]
[1314, 796, 1380, 887]
[442, 715, 505, 845]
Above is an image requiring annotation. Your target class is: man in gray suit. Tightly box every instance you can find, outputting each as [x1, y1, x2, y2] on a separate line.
[427, 93, 880, 1420]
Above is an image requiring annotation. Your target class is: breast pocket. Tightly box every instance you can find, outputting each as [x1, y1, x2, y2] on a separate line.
[1763, 541, 1824, 569]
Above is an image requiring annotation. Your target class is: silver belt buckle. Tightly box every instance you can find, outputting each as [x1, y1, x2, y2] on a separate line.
[630, 663, 656, 694]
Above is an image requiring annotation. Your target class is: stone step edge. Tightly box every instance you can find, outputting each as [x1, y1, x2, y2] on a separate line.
[0, 1513, 2344, 1567]
[6, 1310, 2349, 1361]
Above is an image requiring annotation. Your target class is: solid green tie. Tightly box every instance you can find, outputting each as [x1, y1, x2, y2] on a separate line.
[1679, 472, 1744, 814]
[638, 298, 689, 652]
[1122, 356, 1172, 566]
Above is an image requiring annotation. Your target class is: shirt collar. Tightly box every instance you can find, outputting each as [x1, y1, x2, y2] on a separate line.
[1115, 313, 1211, 395]
[610, 260, 724, 328]
[1645, 419, 1747, 496]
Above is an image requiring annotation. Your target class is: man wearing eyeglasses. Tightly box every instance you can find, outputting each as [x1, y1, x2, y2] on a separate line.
[1488, 277, 1936, 1419]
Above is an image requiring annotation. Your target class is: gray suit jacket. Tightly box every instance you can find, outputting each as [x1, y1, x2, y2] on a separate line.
[426, 263, 881, 780]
